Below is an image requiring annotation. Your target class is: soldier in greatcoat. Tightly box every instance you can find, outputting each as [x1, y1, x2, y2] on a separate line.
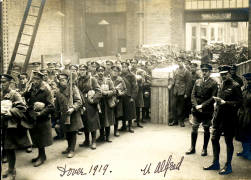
[78, 65, 102, 150]
[111, 66, 127, 137]
[203, 65, 243, 175]
[119, 62, 138, 133]
[54, 73, 84, 158]
[23, 71, 54, 167]
[1, 74, 32, 180]
[186, 64, 218, 156]
[168, 57, 192, 127]
[95, 66, 116, 142]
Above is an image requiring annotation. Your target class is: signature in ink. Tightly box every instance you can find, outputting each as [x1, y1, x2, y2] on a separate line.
[141, 155, 184, 177]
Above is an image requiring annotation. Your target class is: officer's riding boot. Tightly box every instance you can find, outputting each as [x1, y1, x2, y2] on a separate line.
[97, 128, 105, 142]
[136, 107, 143, 128]
[186, 132, 197, 155]
[219, 142, 233, 175]
[128, 120, 134, 133]
[145, 108, 150, 119]
[3, 150, 16, 179]
[79, 132, 90, 147]
[2, 149, 8, 163]
[119, 120, 127, 131]
[114, 120, 120, 137]
[105, 127, 112, 143]
[141, 108, 146, 123]
[201, 132, 210, 156]
[180, 119, 185, 127]
[91, 131, 97, 150]
[203, 141, 220, 170]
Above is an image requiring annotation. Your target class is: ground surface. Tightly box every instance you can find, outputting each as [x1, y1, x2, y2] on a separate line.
[2, 119, 251, 180]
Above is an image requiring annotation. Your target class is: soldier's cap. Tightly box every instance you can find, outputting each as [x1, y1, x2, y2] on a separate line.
[52, 69, 61, 73]
[145, 62, 152, 66]
[111, 66, 121, 72]
[130, 59, 139, 64]
[200, 64, 212, 71]
[69, 65, 79, 71]
[64, 59, 71, 65]
[18, 73, 29, 79]
[191, 63, 198, 68]
[47, 62, 56, 66]
[31, 62, 41, 66]
[106, 60, 114, 65]
[96, 66, 106, 72]
[57, 73, 69, 80]
[33, 71, 44, 78]
[121, 61, 130, 67]
[243, 73, 251, 80]
[175, 56, 185, 61]
[79, 64, 88, 70]
[1, 74, 14, 81]
[40, 69, 49, 74]
[91, 61, 99, 66]
[218, 65, 231, 74]
[201, 37, 208, 42]
[230, 65, 238, 70]
[55, 62, 62, 67]
[86, 61, 92, 66]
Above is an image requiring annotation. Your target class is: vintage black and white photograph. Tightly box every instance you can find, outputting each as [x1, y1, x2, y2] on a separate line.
[0, 0, 251, 179]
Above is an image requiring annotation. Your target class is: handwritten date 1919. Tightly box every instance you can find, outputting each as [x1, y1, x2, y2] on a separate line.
[57, 164, 110, 177]
[141, 155, 184, 177]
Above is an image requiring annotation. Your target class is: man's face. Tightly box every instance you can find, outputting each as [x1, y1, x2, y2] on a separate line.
[42, 72, 48, 81]
[91, 65, 96, 72]
[230, 69, 236, 76]
[59, 78, 68, 89]
[202, 69, 210, 79]
[97, 70, 104, 78]
[20, 77, 28, 85]
[131, 62, 137, 69]
[122, 65, 128, 74]
[201, 40, 206, 46]
[184, 61, 189, 67]
[33, 77, 43, 88]
[177, 60, 183, 67]
[112, 69, 118, 77]
[191, 66, 196, 73]
[48, 64, 55, 70]
[106, 63, 112, 70]
[1, 79, 10, 92]
[220, 72, 230, 82]
[79, 68, 87, 78]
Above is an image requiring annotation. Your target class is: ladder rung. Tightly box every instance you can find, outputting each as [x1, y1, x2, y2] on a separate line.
[30, 5, 40, 8]
[25, 24, 35, 27]
[22, 33, 32, 36]
[28, 14, 38, 17]
[19, 43, 30, 46]
[17, 52, 27, 56]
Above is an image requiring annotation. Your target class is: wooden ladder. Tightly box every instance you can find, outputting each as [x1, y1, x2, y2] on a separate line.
[7, 0, 46, 74]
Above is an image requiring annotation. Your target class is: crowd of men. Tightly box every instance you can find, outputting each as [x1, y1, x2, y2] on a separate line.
[1, 51, 251, 179]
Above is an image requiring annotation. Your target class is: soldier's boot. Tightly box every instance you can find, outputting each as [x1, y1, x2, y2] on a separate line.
[186, 132, 197, 155]
[168, 120, 178, 126]
[2, 149, 8, 163]
[105, 127, 112, 143]
[34, 148, 46, 167]
[180, 119, 185, 127]
[128, 120, 134, 133]
[203, 141, 220, 170]
[79, 132, 90, 147]
[91, 131, 97, 150]
[145, 108, 150, 119]
[219, 141, 233, 175]
[2, 169, 16, 179]
[96, 128, 105, 142]
[114, 122, 120, 137]
[141, 108, 146, 123]
[136, 107, 143, 128]
[119, 121, 127, 131]
[201, 132, 210, 156]
[237, 142, 250, 157]
[219, 163, 232, 175]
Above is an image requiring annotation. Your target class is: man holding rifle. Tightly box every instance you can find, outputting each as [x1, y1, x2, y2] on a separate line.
[203, 65, 243, 175]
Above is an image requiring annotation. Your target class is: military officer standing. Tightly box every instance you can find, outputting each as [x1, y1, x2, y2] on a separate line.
[91, 61, 99, 76]
[119, 62, 138, 133]
[1, 74, 32, 180]
[23, 71, 54, 167]
[104, 60, 113, 78]
[230, 65, 243, 87]
[96, 66, 116, 142]
[203, 65, 243, 175]
[168, 57, 192, 127]
[54, 73, 84, 158]
[186, 64, 218, 156]
[200, 38, 212, 64]
[110, 66, 127, 137]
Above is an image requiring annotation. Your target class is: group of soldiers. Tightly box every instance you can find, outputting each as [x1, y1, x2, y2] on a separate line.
[1, 53, 251, 179]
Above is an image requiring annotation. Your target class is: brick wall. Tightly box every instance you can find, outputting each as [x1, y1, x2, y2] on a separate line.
[3, 0, 63, 72]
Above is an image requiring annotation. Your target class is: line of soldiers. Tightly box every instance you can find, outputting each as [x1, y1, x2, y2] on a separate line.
[1, 58, 152, 180]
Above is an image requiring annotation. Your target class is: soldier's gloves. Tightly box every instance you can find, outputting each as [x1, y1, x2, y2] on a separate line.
[66, 108, 74, 115]
[130, 99, 134, 102]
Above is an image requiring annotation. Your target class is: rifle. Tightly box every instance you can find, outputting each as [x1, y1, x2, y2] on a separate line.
[65, 72, 73, 124]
